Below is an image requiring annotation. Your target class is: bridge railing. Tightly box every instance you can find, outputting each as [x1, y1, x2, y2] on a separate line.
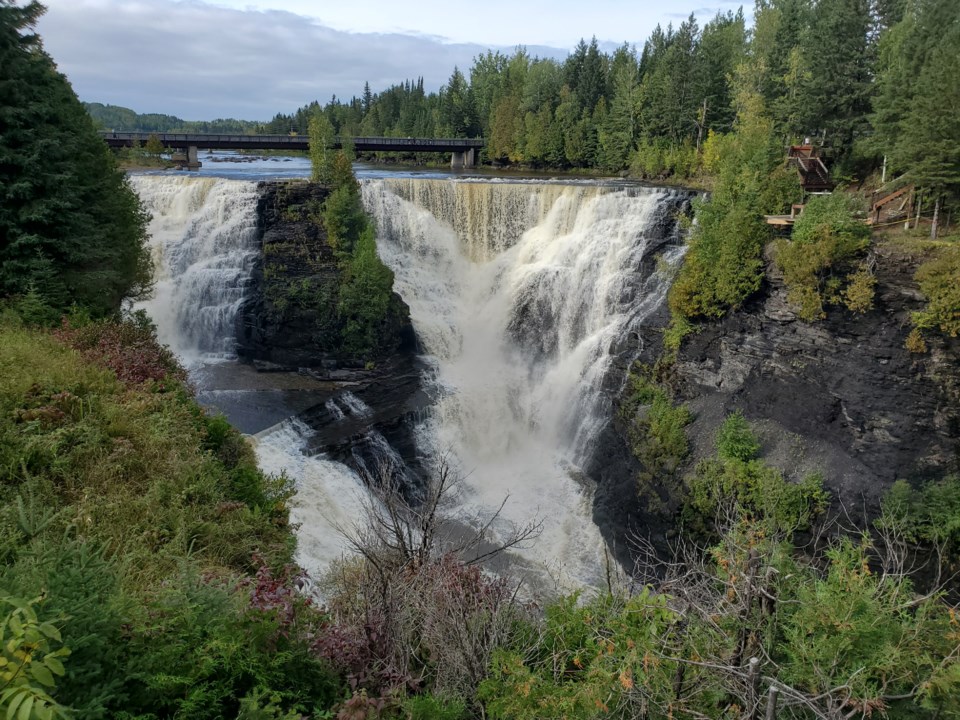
[100, 132, 484, 149]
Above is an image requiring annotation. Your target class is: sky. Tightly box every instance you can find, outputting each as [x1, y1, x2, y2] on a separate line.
[37, 0, 747, 121]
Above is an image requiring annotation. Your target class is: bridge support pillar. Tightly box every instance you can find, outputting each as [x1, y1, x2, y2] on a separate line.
[464, 148, 475, 168]
[185, 145, 201, 170]
[451, 151, 464, 169]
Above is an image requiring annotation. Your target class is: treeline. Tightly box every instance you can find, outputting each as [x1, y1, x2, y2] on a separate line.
[84, 102, 263, 135]
[268, 0, 957, 198]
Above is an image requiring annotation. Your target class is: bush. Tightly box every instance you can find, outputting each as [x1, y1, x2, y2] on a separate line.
[775, 193, 872, 321]
[715, 410, 760, 462]
[684, 412, 829, 536]
[620, 367, 692, 506]
[913, 245, 960, 337]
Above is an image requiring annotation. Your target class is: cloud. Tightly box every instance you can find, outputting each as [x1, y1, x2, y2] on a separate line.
[37, 0, 568, 120]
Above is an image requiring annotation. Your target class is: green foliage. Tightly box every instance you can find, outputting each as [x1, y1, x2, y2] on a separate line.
[13, 287, 60, 328]
[669, 92, 801, 321]
[715, 410, 760, 462]
[684, 412, 829, 536]
[620, 367, 691, 511]
[143, 134, 164, 158]
[308, 111, 335, 183]
[338, 227, 399, 355]
[0, 317, 339, 718]
[0, 319, 293, 586]
[323, 185, 366, 255]
[478, 589, 679, 719]
[873, 0, 960, 205]
[880, 476, 960, 555]
[403, 694, 467, 720]
[85, 102, 261, 134]
[913, 245, 960, 337]
[775, 193, 872, 321]
[778, 538, 960, 715]
[0, 594, 71, 720]
[0, 3, 152, 318]
[121, 570, 338, 719]
[317, 153, 404, 358]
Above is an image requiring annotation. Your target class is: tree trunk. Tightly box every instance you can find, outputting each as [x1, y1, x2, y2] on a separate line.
[930, 195, 940, 240]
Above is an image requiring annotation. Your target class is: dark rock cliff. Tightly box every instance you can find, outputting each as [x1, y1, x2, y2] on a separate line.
[236, 181, 414, 371]
[592, 240, 960, 565]
[236, 181, 425, 492]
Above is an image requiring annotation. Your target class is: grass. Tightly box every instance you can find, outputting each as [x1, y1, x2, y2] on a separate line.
[0, 317, 293, 592]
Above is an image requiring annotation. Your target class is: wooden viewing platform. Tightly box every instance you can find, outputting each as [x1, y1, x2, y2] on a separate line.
[765, 204, 806, 227]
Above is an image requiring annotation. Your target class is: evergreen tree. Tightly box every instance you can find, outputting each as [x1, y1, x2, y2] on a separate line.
[795, 0, 873, 154]
[0, 0, 151, 317]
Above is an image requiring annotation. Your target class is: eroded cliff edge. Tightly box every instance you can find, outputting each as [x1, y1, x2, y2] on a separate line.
[237, 181, 415, 371]
[593, 240, 960, 564]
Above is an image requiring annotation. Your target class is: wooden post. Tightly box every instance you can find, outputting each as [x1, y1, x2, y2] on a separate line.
[765, 685, 780, 720]
[915, 191, 923, 230]
[747, 657, 761, 719]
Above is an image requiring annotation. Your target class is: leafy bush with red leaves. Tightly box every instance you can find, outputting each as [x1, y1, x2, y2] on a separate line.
[53, 313, 186, 388]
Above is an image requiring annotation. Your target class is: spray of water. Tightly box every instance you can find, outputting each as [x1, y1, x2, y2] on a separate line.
[363, 178, 680, 589]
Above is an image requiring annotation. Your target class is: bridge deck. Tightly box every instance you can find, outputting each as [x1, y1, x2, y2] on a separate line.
[100, 132, 483, 154]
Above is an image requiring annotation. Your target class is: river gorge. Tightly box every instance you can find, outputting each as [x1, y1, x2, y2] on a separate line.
[128, 162, 960, 594]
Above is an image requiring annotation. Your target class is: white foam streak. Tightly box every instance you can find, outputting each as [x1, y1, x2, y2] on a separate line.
[252, 420, 369, 579]
[129, 175, 259, 366]
[364, 178, 674, 590]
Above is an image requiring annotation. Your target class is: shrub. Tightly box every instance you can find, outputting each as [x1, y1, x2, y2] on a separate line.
[715, 410, 760, 462]
[775, 193, 872, 321]
[913, 245, 960, 337]
[620, 367, 692, 503]
[0, 594, 72, 720]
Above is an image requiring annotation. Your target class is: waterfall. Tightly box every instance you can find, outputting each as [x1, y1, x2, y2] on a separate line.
[129, 176, 260, 364]
[131, 172, 684, 591]
[362, 178, 683, 589]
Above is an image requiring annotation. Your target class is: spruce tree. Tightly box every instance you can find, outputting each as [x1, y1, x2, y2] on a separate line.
[0, 0, 151, 317]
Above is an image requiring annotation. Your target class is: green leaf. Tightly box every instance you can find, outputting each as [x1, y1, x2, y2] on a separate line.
[30, 663, 55, 688]
[35, 625, 59, 643]
[8, 616, 23, 637]
[17, 696, 33, 720]
[41, 656, 63, 676]
[6, 690, 26, 720]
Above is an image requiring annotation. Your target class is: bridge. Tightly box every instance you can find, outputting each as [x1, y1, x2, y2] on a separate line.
[99, 132, 484, 169]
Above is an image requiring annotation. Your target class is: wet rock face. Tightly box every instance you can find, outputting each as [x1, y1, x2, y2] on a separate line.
[590, 242, 960, 568]
[236, 181, 414, 370]
[676, 244, 960, 514]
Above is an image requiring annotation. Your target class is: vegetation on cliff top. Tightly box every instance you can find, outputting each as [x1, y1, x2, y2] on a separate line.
[309, 115, 407, 359]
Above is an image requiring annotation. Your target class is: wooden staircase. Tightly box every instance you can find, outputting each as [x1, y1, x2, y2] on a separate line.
[787, 145, 833, 192]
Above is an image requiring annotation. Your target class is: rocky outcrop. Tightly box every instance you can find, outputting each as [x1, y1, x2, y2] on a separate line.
[236, 181, 414, 371]
[677, 243, 960, 513]
[591, 240, 960, 565]
[236, 180, 425, 494]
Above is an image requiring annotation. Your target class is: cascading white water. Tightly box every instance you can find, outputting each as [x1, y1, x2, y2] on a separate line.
[131, 173, 682, 591]
[360, 178, 681, 589]
[253, 419, 370, 577]
[129, 176, 260, 364]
